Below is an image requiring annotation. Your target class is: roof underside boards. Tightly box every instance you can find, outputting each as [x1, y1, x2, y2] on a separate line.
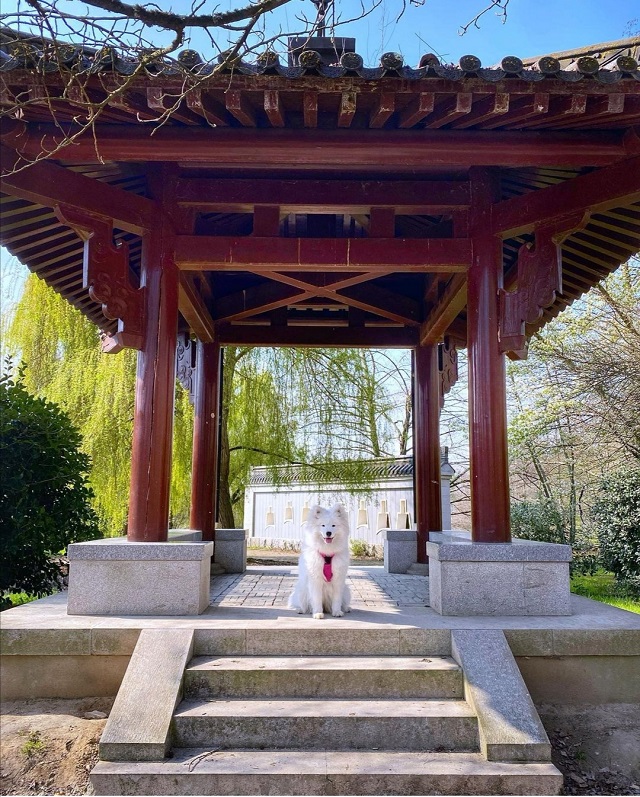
[1, 33, 639, 347]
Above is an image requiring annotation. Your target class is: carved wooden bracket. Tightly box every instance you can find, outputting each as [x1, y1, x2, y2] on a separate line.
[55, 204, 145, 353]
[176, 332, 197, 405]
[439, 337, 458, 408]
[499, 212, 588, 356]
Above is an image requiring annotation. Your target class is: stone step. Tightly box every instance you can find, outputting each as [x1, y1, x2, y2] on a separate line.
[91, 749, 563, 795]
[193, 627, 451, 657]
[173, 698, 478, 751]
[184, 655, 463, 699]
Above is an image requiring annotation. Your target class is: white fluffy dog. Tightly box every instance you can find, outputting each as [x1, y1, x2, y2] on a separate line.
[288, 504, 352, 619]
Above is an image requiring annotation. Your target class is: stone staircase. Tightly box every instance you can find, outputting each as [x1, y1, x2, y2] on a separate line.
[91, 628, 563, 795]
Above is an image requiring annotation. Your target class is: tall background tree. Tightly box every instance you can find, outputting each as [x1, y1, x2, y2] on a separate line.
[508, 258, 640, 548]
[5, 273, 417, 532]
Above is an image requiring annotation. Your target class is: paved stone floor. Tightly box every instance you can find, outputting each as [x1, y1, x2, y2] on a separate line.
[210, 566, 430, 609]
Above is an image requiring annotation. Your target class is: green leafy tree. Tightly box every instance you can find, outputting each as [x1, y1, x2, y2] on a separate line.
[592, 467, 640, 595]
[507, 260, 640, 548]
[0, 366, 100, 602]
[217, 346, 414, 527]
[7, 274, 137, 536]
[6, 277, 416, 532]
[511, 498, 565, 544]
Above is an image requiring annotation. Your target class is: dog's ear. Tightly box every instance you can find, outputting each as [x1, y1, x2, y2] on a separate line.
[332, 504, 347, 520]
[309, 504, 324, 520]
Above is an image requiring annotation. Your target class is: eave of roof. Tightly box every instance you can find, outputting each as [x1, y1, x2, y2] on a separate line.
[1, 31, 639, 345]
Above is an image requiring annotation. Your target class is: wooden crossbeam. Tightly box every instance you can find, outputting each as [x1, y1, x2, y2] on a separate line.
[2, 122, 627, 168]
[216, 323, 418, 348]
[175, 177, 470, 213]
[0, 146, 157, 235]
[492, 155, 640, 237]
[174, 236, 471, 272]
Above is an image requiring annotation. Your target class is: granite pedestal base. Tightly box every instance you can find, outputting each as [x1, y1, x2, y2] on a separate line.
[214, 528, 247, 574]
[427, 532, 572, 616]
[383, 529, 419, 574]
[66, 538, 214, 616]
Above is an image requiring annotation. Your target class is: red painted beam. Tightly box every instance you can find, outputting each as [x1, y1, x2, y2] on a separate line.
[2, 122, 628, 169]
[174, 236, 471, 272]
[0, 145, 157, 235]
[492, 154, 640, 237]
[216, 324, 418, 348]
[175, 177, 471, 213]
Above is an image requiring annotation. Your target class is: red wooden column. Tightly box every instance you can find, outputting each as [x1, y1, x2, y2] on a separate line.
[127, 229, 179, 541]
[190, 340, 221, 542]
[413, 343, 443, 562]
[467, 169, 511, 542]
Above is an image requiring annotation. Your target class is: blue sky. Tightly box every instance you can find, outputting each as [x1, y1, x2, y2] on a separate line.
[1, 0, 638, 311]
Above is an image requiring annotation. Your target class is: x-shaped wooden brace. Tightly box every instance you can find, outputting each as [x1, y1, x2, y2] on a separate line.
[215, 270, 421, 326]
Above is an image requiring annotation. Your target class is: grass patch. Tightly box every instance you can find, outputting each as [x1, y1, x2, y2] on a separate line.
[21, 731, 45, 758]
[1, 592, 38, 610]
[570, 570, 639, 613]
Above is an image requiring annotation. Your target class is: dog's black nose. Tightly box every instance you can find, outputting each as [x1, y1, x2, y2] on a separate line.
[326, 531, 332, 537]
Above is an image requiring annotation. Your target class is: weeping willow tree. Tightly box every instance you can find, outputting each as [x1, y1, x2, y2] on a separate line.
[216, 347, 414, 526]
[7, 275, 137, 535]
[7, 275, 415, 532]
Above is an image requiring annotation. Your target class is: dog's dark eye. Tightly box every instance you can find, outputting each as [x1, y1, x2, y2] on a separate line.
[332, 524, 335, 527]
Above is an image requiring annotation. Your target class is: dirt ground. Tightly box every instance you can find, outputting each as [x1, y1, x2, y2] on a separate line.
[0, 698, 113, 796]
[1, 698, 639, 796]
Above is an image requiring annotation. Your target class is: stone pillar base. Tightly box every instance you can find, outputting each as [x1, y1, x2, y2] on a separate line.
[67, 538, 213, 616]
[215, 528, 247, 573]
[383, 529, 418, 574]
[427, 531, 572, 616]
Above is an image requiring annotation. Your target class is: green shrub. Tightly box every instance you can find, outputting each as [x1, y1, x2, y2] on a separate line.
[0, 366, 100, 603]
[350, 539, 373, 558]
[511, 498, 599, 574]
[592, 467, 640, 596]
[510, 498, 566, 544]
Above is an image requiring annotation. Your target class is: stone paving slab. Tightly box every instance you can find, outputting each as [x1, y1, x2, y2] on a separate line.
[210, 567, 429, 609]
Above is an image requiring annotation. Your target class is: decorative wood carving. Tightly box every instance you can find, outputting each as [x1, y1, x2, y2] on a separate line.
[176, 332, 197, 404]
[55, 204, 145, 353]
[439, 337, 458, 408]
[499, 213, 588, 356]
